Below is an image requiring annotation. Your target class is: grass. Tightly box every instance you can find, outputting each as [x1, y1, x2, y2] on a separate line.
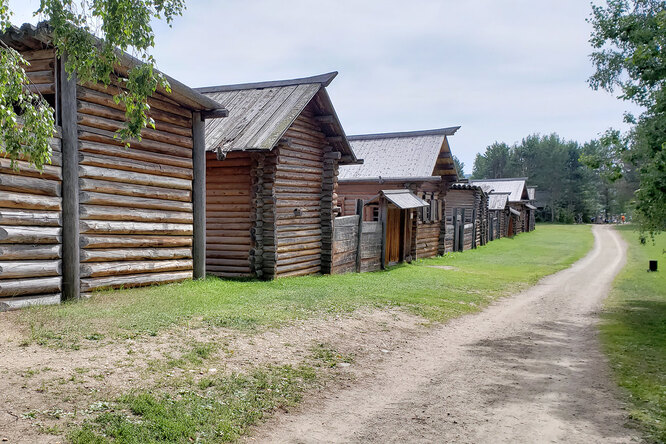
[15, 224, 594, 348]
[68, 365, 317, 444]
[600, 225, 666, 443]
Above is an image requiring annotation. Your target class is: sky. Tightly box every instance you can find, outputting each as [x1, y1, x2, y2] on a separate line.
[9, 0, 638, 174]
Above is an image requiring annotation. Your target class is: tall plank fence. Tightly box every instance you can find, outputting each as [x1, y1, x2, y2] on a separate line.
[331, 215, 382, 274]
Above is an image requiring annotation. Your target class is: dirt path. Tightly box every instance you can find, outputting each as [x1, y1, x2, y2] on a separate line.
[251, 225, 640, 443]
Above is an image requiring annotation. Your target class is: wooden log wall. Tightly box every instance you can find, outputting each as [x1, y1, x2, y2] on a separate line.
[0, 135, 63, 310]
[262, 104, 332, 279]
[76, 82, 195, 293]
[23, 49, 57, 96]
[205, 151, 253, 278]
[413, 192, 443, 259]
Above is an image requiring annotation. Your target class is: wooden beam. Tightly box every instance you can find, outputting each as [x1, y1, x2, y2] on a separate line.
[201, 108, 229, 119]
[315, 115, 335, 124]
[60, 54, 80, 300]
[192, 111, 206, 279]
[380, 198, 387, 270]
[355, 199, 363, 273]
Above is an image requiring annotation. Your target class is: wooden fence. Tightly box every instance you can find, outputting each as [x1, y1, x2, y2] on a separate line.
[331, 215, 382, 274]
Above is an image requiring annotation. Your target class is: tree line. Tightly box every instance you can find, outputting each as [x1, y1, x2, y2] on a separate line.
[471, 134, 638, 224]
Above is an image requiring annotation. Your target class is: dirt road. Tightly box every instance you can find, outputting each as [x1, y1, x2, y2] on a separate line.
[252, 225, 640, 443]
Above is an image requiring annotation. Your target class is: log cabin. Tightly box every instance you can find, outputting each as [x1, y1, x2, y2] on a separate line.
[487, 192, 511, 240]
[196, 73, 359, 279]
[444, 182, 488, 252]
[337, 128, 460, 261]
[469, 177, 534, 235]
[0, 23, 227, 309]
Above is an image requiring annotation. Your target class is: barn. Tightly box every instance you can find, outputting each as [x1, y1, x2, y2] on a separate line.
[469, 178, 534, 235]
[487, 192, 511, 240]
[196, 73, 359, 279]
[337, 128, 460, 261]
[444, 182, 488, 252]
[0, 23, 227, 309]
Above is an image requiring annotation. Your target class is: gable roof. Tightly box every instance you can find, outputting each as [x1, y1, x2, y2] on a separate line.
[1, 22, 225, 112]
[488, 192, 510, 210]
[469, 178, 529, 202]
[196, 72, 357, 163]
[338, 127, 460, 182]
[367, 189, 429, 209]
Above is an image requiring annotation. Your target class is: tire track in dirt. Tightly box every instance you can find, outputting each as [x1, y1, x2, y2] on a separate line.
[251, 226, 640, 443]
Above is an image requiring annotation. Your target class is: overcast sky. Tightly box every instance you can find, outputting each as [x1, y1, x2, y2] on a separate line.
[10, 0, 637, 174]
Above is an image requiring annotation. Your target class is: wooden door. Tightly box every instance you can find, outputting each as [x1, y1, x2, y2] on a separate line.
[385, 206, 402, 265]
[508, 215, 514, 237]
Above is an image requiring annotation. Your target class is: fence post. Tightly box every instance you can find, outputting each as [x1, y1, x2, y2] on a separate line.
[355, 199, 363, 273]
[380, 198, 387, 270]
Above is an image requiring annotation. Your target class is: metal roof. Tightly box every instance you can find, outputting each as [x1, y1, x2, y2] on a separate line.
[469, 178, 529, 202]
[339, 128, 459, 181]
[488, 193, 509, 210]
[1, 22, 226, 112]
[382, 189, 429, 209]
[196, 73, 356, 162]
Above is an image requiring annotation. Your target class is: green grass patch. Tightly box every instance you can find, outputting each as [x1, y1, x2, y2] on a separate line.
[16, 224, 593, 348]
[68, 365, 316, 444]
[600, 225, 666, 443]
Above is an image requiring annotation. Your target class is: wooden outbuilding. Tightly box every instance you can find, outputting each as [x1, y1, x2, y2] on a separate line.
[444, 182, 488, 252]
[487, 192, 511, 240]
[469, 177, 534, 236]
[0, 23, 227, 309]
[337, 128, 460, 260]
[196, 73, 359, 279]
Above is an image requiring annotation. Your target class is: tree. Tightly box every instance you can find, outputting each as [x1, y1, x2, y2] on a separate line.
[452, 155, 465, 178]
[471, 142, 511, 179]
[588, 0, 666, 235]
[0, 0, 185, 169]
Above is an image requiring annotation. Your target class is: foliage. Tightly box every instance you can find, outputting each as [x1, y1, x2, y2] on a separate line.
[14, 224, 593, 348]
[471, 133, 635, 223]
[0, 0, 185, 169]
[587, 0, 666, 235]
[452, 154, 465, 178]
[600, 225, 666, 442]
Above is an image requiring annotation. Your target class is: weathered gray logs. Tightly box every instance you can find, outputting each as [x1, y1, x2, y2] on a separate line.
[80, 247, 191, 262]
[80, 270, 192, 292]
[0, 276, 61, 297]
[0, 226, 62, 244]
[0, 261, 61, 279]
[80, 259, 193, 278]
[0, 209, 61, 226]
[0, 244, 61, 260]
[80, 235, 192, 249]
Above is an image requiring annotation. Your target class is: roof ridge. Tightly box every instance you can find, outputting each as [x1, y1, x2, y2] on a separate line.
[470, 177, 528, 182]
[196, 72, 338, 94]
[347, 127, 460, 141]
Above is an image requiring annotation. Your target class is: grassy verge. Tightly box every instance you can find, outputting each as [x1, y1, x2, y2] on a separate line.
[15, 224, 594, 348]
[600, 225, 666, 443]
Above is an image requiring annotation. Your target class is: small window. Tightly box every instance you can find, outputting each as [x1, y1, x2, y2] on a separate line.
[372, 206, 379, 222]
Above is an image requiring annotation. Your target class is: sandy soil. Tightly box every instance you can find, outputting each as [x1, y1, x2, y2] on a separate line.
[249, 225, 641, 443]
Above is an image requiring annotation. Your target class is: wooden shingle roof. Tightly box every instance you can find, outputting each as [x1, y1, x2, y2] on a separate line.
[196, 72, 357, 163]
[469, 178, 529, 202]
[339, 127, 460, 182]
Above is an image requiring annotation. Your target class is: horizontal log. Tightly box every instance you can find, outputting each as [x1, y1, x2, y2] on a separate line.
[80, 259, 193, 278]
[205, 244, 251, 252]
[80, 270, 192, 292]
[0, 276, 61, 297]
[206, 269, 253, 278]
[26, 70, 53, 84]
[79, 178, 192, 203]
[0, 260, 61, 279]
[79, 152, 193, 180]
[78, 126, 192, 159]
[22, 49, 56, 61]
[80, 247, 191, 262]
[0, 209, 61, 226]
[204, 264, 251, 273]
[276, 264, 321, 278]
[79, 165, 192, 190]
[76, 96, 193, 137]
[206, 236, 251, 246]
[205, 257, 250, 267]
[0, 158, 61, 180]
[22, 58, 54, 71]
[81, 234, 192, 249]
[0, 294, 61, 311]
[80, 205, 193, 224]
[205, 250, 249, 260]
[79, 140, 192, 169]
[0, 173, 61, 196]
[0, 226, 61, 244]
[27, 83, 55, 95]
[78, 113, 193, 149]
[80, 191, 193, 212]
[79, 220, 193, 235]
[0, 244, 61, 260]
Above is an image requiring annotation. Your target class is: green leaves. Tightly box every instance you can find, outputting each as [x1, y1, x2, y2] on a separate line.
[588, 0, 666, 235]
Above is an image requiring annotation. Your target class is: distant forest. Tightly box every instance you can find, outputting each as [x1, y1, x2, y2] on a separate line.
[470, 134, 638, 224]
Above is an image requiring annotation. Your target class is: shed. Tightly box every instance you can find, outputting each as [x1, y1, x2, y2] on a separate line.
[469, 177, 534, 235]
[337, 127, 460, 260]
[197, 73, 358, 279]
[487, 192, 510, 240]
[0, 22, 226, 309]
[444, 182, 488, 252]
